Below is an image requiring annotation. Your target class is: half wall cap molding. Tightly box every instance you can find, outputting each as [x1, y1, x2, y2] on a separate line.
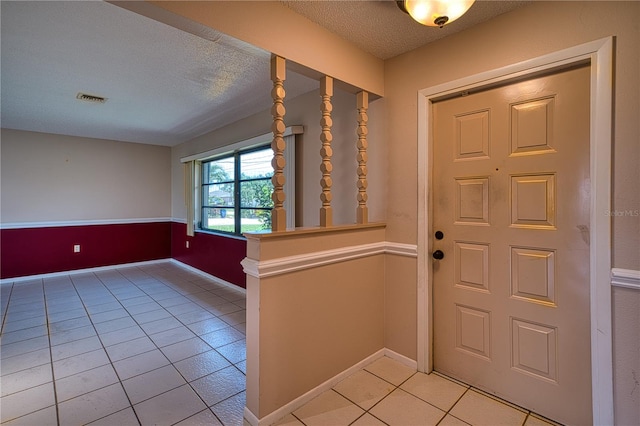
[611, 268, 640, 290]
[242, 241, 417, 279]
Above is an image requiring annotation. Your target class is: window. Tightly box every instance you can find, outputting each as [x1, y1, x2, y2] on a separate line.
[201, 146, 274, 234]
[182, 126, 301, 237]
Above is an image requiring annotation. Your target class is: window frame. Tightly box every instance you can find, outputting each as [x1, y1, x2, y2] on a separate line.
[181, 126, 302, 239]
[200, 145, 274, 236]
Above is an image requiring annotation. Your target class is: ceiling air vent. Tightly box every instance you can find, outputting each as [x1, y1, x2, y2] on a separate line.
[76, 92, 107, 104]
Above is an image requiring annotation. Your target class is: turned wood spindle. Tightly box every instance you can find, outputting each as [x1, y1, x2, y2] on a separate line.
[270, 56, 287, 232]
[319, 76, 334, 227]
[356, 91, 369, 224]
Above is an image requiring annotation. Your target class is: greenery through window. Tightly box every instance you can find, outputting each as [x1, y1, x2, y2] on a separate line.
[201, 146, 273, 234]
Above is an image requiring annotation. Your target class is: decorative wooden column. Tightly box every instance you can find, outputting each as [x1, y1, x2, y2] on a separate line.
[319, 76, 333, 227]
[271, 56, 287, 232]
[356, 91, 369, 224]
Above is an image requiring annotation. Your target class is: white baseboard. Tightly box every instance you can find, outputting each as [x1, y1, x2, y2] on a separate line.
[245, 348, 385, 426]
[0, 259, 171, 285]
[1, 259, 247, 295]
[244, 348, 418, 426]
[243, 407, 260, 426]
[384, 348, 419, 370]
[169, 259, 246, 295]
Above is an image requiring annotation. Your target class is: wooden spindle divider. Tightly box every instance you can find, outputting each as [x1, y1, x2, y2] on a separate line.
[356, 91, 369, 224]
[270, 56, 287, 232]
[319, 76, 334, 227]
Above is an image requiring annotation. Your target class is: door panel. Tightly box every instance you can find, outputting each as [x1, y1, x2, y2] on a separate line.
[432, 65, 592, 425]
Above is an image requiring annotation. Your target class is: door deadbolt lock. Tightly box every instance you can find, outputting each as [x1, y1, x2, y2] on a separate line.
[435, 231, 444, 240]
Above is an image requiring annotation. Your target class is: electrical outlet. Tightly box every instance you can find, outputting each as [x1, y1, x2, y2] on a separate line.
[73, 244, 81, 253]
[186, 241, 190, 249]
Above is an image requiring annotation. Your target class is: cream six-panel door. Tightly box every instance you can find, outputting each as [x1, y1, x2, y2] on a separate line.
[432, 65, 592, 426]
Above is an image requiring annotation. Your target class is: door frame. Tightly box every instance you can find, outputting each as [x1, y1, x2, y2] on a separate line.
[416, 37, 613, 425]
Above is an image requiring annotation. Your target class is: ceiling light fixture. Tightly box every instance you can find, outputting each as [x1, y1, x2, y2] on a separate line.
[397, 0, 476, 28]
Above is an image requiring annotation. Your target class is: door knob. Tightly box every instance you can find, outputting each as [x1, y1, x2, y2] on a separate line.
[433, 250, 444, 260]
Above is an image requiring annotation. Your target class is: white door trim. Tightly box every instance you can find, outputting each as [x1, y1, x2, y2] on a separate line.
[416, 37, 613, 425]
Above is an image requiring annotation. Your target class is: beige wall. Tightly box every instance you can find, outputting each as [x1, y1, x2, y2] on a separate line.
[385, 1, 639, 257]
[171, 88, 386, 228]
[0, 129, 171, 223]
[256, 256, 385, 417]
[384, 254, 417, 358]
[244, 225, 386, 419]
[612, 287, 640, 425]
[5, 1, 635, 421]
[384, 1, 639, 422]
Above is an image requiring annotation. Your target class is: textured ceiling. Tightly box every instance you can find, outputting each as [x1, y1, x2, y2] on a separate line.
[0, 1, 317, 146]
[1, 1, 529, 147]
[281, 0, 529, 60]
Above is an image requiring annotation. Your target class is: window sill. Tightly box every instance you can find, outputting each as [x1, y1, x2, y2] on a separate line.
[195, 228, 247, 241]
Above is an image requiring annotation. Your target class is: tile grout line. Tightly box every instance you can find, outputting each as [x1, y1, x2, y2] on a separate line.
[0, 281, 15, 336]
[92, 266, 171, 423]
[1, 263, 248, 426]
[70, 270, 143, 425]
[320, 369, 388, 425]
[42, 277, 61, 426]
[152, 270, 247, 424]
[105, 264, 245, 425]
[84, 265, 188, 423]
[103, 265, 212, 424]
[157, 263, 249, 423]
[331, 371, 403, 426]
[3, 278, 57, 424]
[323, 366, 480, 426]
[439, 386, 472, 425]
[357, 369, 418, 423]
[122, 265, 227, 425]
[430, 370, 533, 425]
[142, 263, 247, 425]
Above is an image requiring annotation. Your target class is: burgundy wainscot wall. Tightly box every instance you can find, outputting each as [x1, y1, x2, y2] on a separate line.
[171, 222, 247, 289]
[2, 221, 247, 289]
[1, 222, 172, 280]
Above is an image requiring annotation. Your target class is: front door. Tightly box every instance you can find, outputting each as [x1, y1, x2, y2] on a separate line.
[432, 65, 592, 425]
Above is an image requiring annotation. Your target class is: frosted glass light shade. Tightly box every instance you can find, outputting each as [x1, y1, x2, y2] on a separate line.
[404, 0, 475, 27]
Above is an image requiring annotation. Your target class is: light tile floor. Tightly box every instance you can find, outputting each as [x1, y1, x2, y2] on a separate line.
[280, 356, 560, 426]
[1, 262, 247, 425]
[1, 262, 560, 426]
